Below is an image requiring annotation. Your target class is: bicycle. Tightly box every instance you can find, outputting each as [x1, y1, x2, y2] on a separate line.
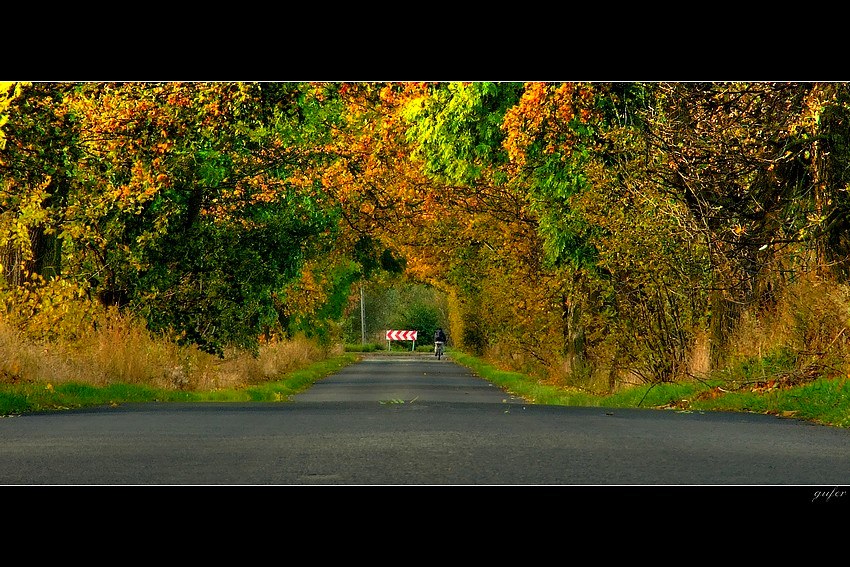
[434, 341, 444, 360]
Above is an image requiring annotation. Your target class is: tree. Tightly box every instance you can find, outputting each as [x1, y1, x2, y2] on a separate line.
[649, 82, 833, 364]
[0, 82, 80, 287]
[1, 83, 351, 353]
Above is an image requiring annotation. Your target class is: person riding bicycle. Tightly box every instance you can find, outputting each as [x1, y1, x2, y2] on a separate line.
[434, 328, 447, 357]
[434, 328, 446, 344]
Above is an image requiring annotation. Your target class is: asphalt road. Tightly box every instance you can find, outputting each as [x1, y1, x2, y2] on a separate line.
[1, 353, 849, 497]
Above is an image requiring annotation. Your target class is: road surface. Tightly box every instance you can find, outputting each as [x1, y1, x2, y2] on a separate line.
[1, 353, 849, 498]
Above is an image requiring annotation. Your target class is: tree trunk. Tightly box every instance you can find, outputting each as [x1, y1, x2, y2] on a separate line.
[0, 241, 25, 287]
[562, 293, 586, 374]
[30, 225, 62, 280]
[1, 226, 62, 288]
[709, 288, 742, 369]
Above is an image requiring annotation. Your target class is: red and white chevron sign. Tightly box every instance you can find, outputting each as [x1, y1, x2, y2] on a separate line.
[386, 330, 418, 341]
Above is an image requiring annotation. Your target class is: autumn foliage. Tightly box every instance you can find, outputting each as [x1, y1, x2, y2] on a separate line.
[3, 81, 850, 392]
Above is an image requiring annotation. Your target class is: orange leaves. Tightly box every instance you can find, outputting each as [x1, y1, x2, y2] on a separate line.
[165, 89, 191, 107]
[749, 379, 781, 394]
[503, 82, 602, 168]
[695, 387, 726, 401]
[403, 252, 442, 283]
[155, 140, 173, 154]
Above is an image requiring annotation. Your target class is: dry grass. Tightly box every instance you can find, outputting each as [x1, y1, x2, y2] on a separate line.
[685, 329, 712, 379]
[730, 276, 850, 361]
[0, 305, 337, 391]
[718, 274, 850, 391]
[474, 273, 850, 393]
[213, 336, 342, 390]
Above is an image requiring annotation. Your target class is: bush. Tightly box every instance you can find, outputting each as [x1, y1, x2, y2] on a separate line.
[391, 301, 442, 345]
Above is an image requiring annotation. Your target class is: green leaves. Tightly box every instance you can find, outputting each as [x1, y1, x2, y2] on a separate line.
[403, 82, 523, 185]
[0, 82, 356, 355]
[5, 81, 848, 389]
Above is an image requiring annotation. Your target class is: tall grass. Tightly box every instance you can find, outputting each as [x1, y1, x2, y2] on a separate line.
[722, 275, 850, 388]
[0, 304, 337, 392]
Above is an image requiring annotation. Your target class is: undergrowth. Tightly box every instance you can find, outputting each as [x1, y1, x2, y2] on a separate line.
[2, 275, 849, 428]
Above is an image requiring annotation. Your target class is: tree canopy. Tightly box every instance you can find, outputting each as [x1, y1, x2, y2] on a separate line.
[3, 81, 848, 388]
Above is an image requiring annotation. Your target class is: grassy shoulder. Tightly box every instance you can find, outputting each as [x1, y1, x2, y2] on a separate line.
[3, 345, 848, 430]
[0, 353, 360, 416]
[449, 350, 850, 429]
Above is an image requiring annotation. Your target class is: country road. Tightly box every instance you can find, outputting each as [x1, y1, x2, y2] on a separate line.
[1, 353, 849, 499]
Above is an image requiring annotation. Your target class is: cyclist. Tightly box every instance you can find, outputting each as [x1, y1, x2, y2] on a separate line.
[434, 327, 447, 358]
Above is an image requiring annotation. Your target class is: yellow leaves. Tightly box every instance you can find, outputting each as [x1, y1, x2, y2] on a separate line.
[106, 160, 166, 214]
[0, 178, 54, 263]
[1, 275, 97, 343]
[749, 379, 784, 394]
[806, 212, 826, 225]
[113, 185, 130, 201]
[403, 253, 441, 283]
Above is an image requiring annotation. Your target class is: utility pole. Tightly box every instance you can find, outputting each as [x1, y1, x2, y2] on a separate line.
[360, 283, 366, 345]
